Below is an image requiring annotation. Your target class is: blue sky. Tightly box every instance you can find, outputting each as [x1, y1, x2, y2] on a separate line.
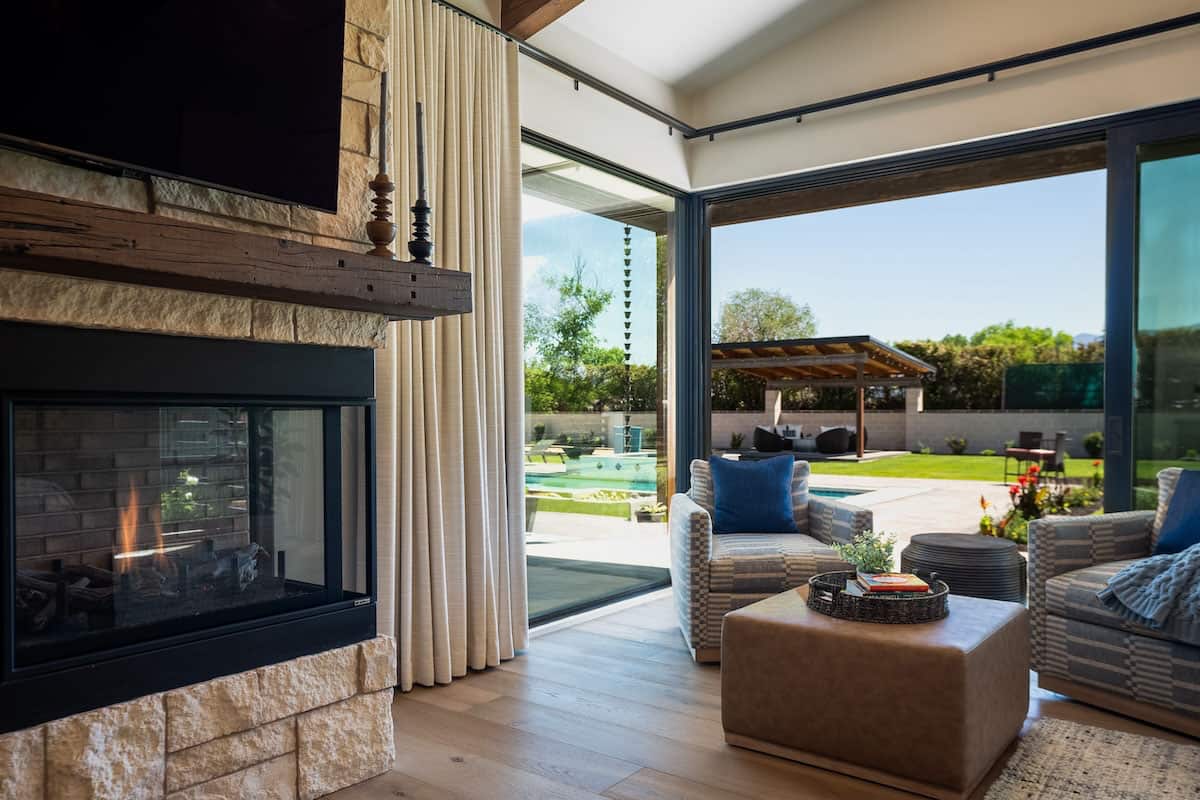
[523, 197, 660, 365]
[522, 168, 1107, 363]
[711, 169, 1107, 343]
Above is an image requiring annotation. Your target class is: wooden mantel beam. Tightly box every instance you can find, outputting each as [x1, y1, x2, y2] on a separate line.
[0, 187, 471, 321]
[502, 0, 584, 39]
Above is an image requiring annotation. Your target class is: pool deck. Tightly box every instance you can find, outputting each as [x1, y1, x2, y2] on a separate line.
[525, 474, 1017, 570]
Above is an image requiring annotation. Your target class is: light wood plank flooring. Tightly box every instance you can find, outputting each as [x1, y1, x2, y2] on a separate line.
[330, 596, 1194, 799]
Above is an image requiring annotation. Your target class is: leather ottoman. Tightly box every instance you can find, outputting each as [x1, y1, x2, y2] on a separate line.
[721, 587, 1029, 800]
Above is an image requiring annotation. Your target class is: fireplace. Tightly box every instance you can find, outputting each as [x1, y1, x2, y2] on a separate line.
[0, 321, 376, 733]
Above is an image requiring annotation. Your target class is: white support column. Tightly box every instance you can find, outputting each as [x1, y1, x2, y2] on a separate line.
[765, 387, 783, 427]
[904, 386, 925, 452]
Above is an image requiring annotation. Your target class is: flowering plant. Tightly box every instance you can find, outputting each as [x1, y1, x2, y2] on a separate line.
[979, 464, 1070, 545]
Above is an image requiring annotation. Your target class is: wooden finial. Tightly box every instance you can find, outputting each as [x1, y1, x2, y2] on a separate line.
[366, 173, 397, 257]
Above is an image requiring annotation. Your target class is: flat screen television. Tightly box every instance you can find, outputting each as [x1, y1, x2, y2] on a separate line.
[0, 1, 346, 212]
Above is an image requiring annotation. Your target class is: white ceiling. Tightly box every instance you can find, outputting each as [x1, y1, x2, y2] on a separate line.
[547, 0, 864, 92]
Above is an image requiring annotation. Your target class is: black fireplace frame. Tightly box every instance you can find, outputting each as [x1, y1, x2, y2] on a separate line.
[0, 322, 378, 733]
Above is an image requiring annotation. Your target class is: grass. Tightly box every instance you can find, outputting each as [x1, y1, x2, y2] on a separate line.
[527, 496, 630, 518]
[808, 453, 1194, 484]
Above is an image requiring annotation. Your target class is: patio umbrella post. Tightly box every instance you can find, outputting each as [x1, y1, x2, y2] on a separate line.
[856, 383, 865, 459]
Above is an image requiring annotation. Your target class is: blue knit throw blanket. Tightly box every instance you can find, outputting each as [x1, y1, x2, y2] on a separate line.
[1097, 542, 1200, 646]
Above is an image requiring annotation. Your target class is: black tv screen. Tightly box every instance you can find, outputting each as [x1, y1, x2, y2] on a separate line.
[1, 1, 345, 212]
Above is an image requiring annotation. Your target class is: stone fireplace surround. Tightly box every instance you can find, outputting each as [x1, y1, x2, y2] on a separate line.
[0, 2, 399, 792]
[0, 635, 396, 799]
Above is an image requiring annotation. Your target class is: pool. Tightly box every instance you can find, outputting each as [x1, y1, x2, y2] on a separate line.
[811, 488, 864, 499]
[526, 453, 659, 493]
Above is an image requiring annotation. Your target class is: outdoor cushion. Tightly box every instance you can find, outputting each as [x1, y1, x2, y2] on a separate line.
[709, 455, 797, 534]
[709, 533, 849, 593]
[1154, 469, 1200, 555]
[1044, 560, 1178, 642]
[689, 458, 811, 535]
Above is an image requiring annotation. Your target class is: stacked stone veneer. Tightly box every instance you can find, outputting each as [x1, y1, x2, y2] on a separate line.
[0, 635, 397, 800]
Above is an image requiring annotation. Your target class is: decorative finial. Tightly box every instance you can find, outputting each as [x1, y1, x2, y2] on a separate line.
[366, 71, 396, 258]
[408, 101, 433, 265]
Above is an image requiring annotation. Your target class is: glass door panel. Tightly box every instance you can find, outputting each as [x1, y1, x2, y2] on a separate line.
[1133, 137, 1200, 508]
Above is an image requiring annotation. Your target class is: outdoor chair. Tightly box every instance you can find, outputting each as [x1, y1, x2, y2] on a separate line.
[1041, 431, 1067, 483]
[1028, 468, 1200, 737]
[753, 425, 791, 453]
[669, 459, 869, 662]
[815, 427, 851, 454]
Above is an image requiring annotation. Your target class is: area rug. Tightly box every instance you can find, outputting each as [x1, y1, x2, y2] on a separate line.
[986, 717, 1200, 799]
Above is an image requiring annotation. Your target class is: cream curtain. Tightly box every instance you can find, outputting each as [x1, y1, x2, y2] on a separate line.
[377, 0, 527, 691]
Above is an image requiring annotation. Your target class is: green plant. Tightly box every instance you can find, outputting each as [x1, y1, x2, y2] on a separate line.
[913, 441, 929, 455]
[920, 445, 932, 455]
[832, 530, 896, 574]
[1083, 431, 1103, 459]
[730, 432, 745, 449]
[945, 436, 968, 455]
[532, 423, 546, 442]
[979, 448, 996, 457]
[161, 469, 207, 523]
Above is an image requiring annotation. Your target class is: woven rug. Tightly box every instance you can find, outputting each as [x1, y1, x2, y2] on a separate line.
[986, 717, 1200, 799]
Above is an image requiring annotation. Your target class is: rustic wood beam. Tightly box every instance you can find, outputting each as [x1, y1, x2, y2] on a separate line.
[765, 378, 925, 389]
[711, 353, 868, 371]
[0, 187, 472, 321]
[502, 0, 583, 38]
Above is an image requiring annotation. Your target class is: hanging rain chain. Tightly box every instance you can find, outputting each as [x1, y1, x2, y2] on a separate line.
[623, 226, 633, 454]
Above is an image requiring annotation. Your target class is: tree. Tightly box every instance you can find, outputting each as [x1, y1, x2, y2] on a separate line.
[963, 321, 1076, 363]
[714, 289, 816, 343]
[525, 257, 613, 373]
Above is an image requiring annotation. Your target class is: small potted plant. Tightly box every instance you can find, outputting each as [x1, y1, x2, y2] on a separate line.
[635, 501, 667, 523]
[832, 530, 896, 576]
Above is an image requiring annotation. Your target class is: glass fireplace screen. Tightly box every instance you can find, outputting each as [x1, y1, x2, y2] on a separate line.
[12, 403, 361, 666]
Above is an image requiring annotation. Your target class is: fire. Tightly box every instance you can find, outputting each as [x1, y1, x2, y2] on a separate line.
[115, 482, 139, 573]
[114, 480, 168, 573]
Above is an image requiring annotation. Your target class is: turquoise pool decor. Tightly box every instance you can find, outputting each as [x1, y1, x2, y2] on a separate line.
[1154, 469, 1200, 555]
[708, 454, 797, 534]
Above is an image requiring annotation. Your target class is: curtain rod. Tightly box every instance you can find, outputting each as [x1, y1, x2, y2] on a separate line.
[429, 2, 1200, 142]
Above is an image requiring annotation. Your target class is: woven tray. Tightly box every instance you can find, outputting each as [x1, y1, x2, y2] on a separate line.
[806, 571, 949, 624]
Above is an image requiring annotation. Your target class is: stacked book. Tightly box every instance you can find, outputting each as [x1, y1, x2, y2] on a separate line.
[846, 572, 930, 596]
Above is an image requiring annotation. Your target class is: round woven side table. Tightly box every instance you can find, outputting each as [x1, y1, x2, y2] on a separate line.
[899, 533, 1027, 604]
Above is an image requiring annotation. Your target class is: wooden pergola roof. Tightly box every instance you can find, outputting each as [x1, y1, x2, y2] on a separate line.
[711, 335, 936, 388]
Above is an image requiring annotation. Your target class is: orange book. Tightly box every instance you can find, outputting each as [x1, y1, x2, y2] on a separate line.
[856, 573, 929, 593]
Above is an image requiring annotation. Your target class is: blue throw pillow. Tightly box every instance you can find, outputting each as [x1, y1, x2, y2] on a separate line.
[708, 455, 797, 534]
[1155, 470, 1200, 555]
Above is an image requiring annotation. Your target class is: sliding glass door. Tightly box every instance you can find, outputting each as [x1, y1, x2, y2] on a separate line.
[1107, 116, 1200, 509]
[520, 139, 677, 625]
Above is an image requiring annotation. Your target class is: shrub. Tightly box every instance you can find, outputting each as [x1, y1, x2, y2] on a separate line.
[946, 436, 968, 455]
[979, 448, 996, 456]
[730, 431, 745, 449]
[832, 530, 896, 574]
[532, 423, 546, 442]
[1083, 431, 1103, 459]
[920, 444, 933, 455]
[913, 441, 928, 455]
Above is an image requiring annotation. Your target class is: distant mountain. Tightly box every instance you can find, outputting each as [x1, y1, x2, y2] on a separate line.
[1074, 333, 1103, 347]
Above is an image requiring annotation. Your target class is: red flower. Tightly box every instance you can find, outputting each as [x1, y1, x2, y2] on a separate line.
[1009, 485, 1019, 496]
[1018, 476, 1027, 487]
[1028, 464, 1040, 474]
[1092, 460, 1102, 467]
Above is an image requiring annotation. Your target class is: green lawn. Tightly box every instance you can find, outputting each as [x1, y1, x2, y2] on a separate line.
[809, 453, 1191, 484]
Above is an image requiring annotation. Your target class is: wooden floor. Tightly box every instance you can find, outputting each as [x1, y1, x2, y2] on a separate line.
[330, 596, 1194, 800]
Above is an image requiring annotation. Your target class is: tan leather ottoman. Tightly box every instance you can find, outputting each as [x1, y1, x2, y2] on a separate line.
[721, 587, 1029, 800]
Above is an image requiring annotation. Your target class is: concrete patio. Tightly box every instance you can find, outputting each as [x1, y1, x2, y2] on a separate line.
[525, 474, 1018, 570]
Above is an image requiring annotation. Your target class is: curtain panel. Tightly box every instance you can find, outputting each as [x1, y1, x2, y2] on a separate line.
[379, 0, 527, 691]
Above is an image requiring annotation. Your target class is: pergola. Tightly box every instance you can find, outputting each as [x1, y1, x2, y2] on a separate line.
[712, 335, 937, 457]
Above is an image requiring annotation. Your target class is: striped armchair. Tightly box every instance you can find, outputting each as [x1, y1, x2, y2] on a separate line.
[669, 458, 870, 662]
[1028, 468, 1200, 737]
